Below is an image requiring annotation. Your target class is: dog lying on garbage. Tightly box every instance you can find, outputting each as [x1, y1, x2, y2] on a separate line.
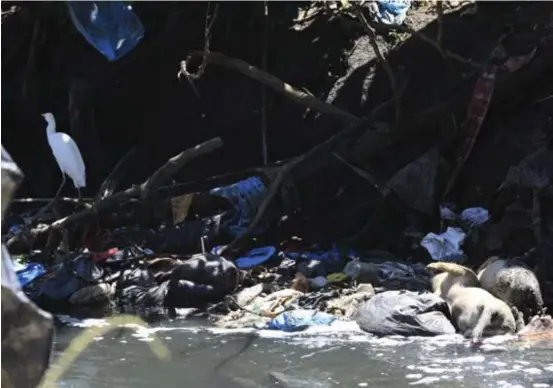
[477, 256, 544, 323]
[426, 262, 517, 344]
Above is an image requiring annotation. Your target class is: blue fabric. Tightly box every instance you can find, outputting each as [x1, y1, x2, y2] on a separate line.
[15, 262, 47, 288]
[67, 1, 144, 62]
[373, 0, 411, 25]
[30, 255, 104, 302]
[234, 246, 276, 270]
[210, 176, 268, 237]
[267, 310, 337, 332]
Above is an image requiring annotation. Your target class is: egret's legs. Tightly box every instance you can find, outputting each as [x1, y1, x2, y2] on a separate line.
[76, 187, 82, 201]
[34, 173, 66, 220]
[52, 173, 67, 203]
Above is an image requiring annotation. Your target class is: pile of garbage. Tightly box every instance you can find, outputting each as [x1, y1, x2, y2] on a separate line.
[3, 143, 553, 338]
[3, 1, 553, 340]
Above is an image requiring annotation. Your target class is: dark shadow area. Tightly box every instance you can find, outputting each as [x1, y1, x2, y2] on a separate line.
[2, 1, 552, 251]
[1, 1, 360, 198]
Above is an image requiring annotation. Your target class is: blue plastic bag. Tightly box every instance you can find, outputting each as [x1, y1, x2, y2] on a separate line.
[67, 1, 145, 62]
[370, 0, 411, 25]
[420, 227, 467, 263]
[210, 176, 269, 237]
[15, 262, 47, 288]
[30, 254, 104, 302]
[267, 309, 337, 332]
[234, 246, 276, 270]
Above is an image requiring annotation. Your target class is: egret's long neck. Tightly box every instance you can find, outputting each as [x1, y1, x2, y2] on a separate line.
[45, 120, 56, 133]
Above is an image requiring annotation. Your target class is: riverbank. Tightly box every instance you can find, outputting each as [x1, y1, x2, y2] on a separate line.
[3, 0, 553, 362]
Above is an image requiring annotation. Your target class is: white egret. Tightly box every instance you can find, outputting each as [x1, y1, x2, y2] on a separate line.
[42, 112, 86, 200]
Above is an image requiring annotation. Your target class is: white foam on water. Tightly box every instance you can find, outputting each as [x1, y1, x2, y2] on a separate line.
[410, 376, 441, 385]
[417, 365, 463, 374]
[56, 315, 110, 328]
[497, 381, 526, 388]
[56, 313, 552, 388]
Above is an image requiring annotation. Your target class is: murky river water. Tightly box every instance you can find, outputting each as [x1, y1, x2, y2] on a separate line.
[53, 316, 553, 388]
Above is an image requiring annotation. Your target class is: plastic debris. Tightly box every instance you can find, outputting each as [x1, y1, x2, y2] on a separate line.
[326, 272, 348, 283]
[234, 284, 266, 306]
[343, 258, 380, 284]
[440, 204, 458, 221]
[69, 283, 114, 305]
[286, 244, 355, 263]
[369, 0, 411, 26]
[210, 176, 268, 237]
[29, 254, 105, 303]
[15, 262, 47, 288]
[439, 205, 491, 229]
[67, 1, 145, 62]
[356, 290, 456, 336]
[234, 246, 277, 270]
[460, 207, 490, 227]
[421, 227, 467, 262]
[310, 276, 328, 289]
[379, 261, 419, 281]
[266, 309, 337, 332]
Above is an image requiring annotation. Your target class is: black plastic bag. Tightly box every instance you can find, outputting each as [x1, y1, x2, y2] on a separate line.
[30, 254, 104, 304]
[355, 290, 456, 336]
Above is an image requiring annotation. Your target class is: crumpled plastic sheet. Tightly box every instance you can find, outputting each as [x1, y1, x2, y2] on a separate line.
[355, 290, 456, 336]
[460, 207, 490, 227]
[14, 262, 47, 288]
[67, 1, 144, 62]
[369, 0, 411, 25]
[440, 204, 458, 221]
[210, 176, 269, 237]
[266, 309, 337, 332]
[343, 258, 376, 280]
[421, 226, 467, 263]
[378, 261, 426, 281]
[440, 205, 490, 228]
[287, 245, 357, 278]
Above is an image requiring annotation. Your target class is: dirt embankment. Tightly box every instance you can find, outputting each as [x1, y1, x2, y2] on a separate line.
[2, 2, 553, 251]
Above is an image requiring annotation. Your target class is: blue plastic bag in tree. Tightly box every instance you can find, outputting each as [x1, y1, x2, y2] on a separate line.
[67, 1, 145, 62]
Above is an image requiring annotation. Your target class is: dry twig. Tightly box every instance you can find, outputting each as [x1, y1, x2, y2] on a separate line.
[261, 1, 269, 165]
[177, 2, 219, 96]
[436, 1, 444, 56]
[220, 97, 395, 255]
[181, 51, 361, 124]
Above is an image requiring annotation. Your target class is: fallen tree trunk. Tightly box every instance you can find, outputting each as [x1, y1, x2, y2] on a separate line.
[7, 137, 224, 252]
